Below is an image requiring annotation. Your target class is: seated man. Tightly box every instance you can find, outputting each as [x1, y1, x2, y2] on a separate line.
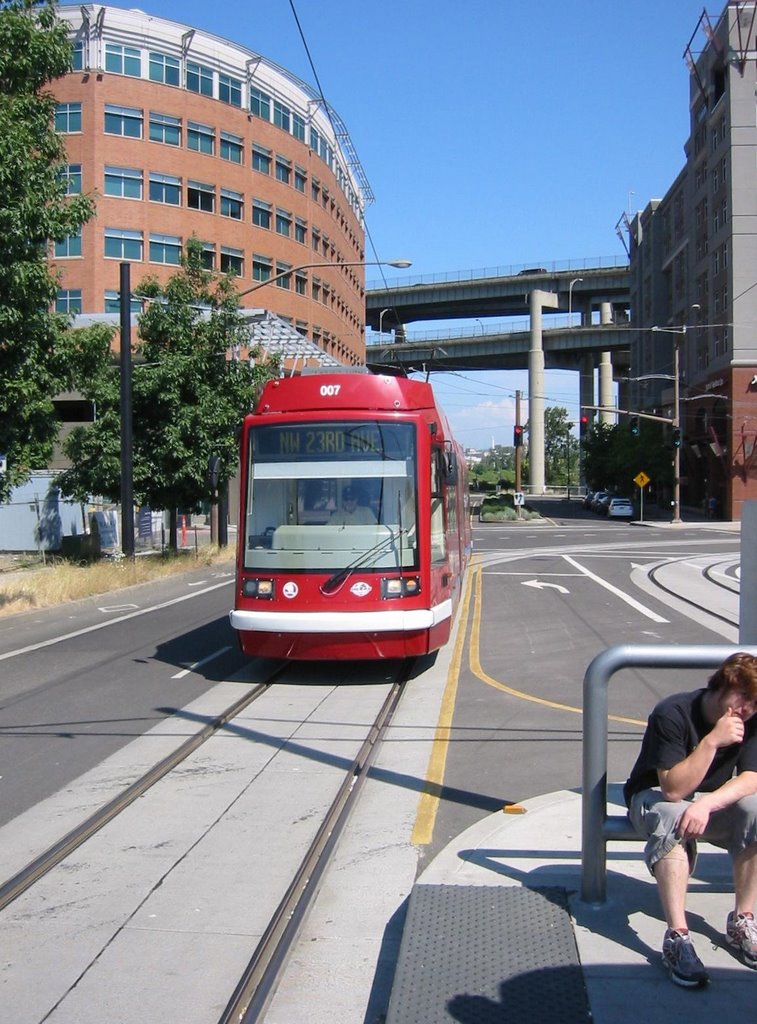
[329, 486, 376, 526]
[624, 652, 757, 988]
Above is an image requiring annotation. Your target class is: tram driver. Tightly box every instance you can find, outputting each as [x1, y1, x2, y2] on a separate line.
[329, 486, 376, 526]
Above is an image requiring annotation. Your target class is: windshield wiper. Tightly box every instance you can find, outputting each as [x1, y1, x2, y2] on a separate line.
[320, 528, 400, 595]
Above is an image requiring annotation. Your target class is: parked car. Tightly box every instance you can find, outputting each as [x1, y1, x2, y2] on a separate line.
[607, 497, 634, 519]
[591, 491, 611, 514]
[583, 490, 595, 509]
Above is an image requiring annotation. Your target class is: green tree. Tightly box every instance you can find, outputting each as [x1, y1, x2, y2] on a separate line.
[0, 0, 96, 501]
[57, 239, 279, 548]
[581, 418, 672, 497]
[541, 406, 578, 486]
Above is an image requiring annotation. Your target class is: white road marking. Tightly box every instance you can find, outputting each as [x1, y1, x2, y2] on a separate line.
[562, 554, 669, 623]
[0, 578, 234, 662]
[171, 645, 233, 679]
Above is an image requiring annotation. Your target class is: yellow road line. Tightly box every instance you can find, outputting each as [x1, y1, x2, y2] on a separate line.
[411, 564, 475, 846]
[411, 559, 644, 848]
[469, 565, 644, 726]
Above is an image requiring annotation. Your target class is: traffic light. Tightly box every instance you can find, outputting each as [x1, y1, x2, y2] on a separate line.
[629, 416, 639, 436]
[579, 412, 590, 435]
[672, 428, 682, 448]
[513, 424, 524, 447]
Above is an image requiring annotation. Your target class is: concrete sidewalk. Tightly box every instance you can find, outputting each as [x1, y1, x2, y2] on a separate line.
[389, 786, 755, 1023]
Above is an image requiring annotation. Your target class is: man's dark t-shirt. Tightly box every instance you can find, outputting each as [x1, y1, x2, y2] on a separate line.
[624, 689, 757, 808]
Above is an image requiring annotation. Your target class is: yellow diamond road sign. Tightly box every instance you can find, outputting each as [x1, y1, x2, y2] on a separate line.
[634, 471, 650, 488]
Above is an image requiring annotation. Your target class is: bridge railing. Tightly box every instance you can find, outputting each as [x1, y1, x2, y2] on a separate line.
[367, 256, 629, 290]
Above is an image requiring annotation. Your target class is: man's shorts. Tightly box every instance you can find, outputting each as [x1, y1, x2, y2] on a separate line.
[628, 787, 757, 875]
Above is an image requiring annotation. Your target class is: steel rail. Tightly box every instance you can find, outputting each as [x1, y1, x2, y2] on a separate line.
[219, 662, 412, 1024]
[648, 558, 739, 629]
[0, 670, 288, 912]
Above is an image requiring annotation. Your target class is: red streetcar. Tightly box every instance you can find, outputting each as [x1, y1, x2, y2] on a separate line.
[230, 372, 471, 660]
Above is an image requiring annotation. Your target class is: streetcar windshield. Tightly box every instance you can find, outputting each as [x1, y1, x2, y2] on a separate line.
[243, 421, 419, 571]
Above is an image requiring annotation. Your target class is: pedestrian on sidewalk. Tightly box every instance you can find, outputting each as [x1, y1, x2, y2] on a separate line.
[624, 652, 757, 988]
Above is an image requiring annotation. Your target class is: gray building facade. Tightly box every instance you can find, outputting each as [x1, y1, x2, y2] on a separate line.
[628, 1, 757, 520]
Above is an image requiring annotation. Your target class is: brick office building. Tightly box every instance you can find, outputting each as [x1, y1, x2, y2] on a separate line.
[628, 2, 757, 520]
[52, 4, 371, 366]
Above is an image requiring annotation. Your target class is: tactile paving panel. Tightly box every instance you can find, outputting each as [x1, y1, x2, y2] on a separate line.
[386, 885, 591, 1024]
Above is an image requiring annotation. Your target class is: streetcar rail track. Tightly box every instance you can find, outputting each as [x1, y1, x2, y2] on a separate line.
[648, 558, 739, 628]
[219, 661, 412, 1024]
[0, 664, 290, 913]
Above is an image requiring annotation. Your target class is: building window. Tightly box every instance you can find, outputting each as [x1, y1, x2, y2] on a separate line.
[295, 219, 307, 244]
[56, 289, 82, 314]
[310, 126, 321, 155]
[250, 86, 271, 120]
[104, 104, 143, 139]
[275, 157, 291, 185]
[275, 209, 291, 237]
[187, 121, 214, 155]
[54, 230, 82, 258]
[104, 43, 141, 77]
[273, 100, 291, 132]
[187, 180, 215, 213]
[220, 246, 244, 276]
[149, 51, 180, 86]
[61, 164, 82, 194]
[104, 290, 142, 314]
[252, 145, 271, 174]
[311, 178, 320, 203]
[275, 262, 292, 289]
[200, 244, 216, 270]
[252, 254, 272, 282]
[149, 111, 181, 146]
[252, 200, 272, 229]
[221, 188, 243, 220]
[104, 227, 143, 261]
[55, 102, 81, 133]
[71, 41, 84, 71]
[295, 272, 307, 295]
[292, 112, 306, 142]
[104, 165, 143, 199]
[186, 60, 213, 96]
[149, 233, 182, 265]
[311, 228, 320, 253]
[294, 167, 307, 193]
[149, 172, 181, 205]
[219, 73, 242, 107]
[220, 131, 243, 164]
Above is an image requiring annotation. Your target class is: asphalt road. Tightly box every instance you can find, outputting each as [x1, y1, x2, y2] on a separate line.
[0, 504, 743, 856]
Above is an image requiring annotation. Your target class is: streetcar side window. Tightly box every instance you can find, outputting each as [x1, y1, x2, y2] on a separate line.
[430, 448, 447, 564]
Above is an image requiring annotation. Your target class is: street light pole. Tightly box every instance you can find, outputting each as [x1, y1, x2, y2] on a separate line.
[568, 277, 583, 327]
[235, 258, 412, 301]
[672, 330, 682, 524]
[651, 324, 685, 525]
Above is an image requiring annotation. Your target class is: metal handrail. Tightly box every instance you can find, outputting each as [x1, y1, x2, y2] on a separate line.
[581, 643, 757, 905]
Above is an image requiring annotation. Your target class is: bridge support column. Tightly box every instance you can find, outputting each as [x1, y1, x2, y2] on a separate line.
[598, 304, 614, 426]
[599, 352, 614, 425]
[579, 357, 594, 488]
[529, 289, 559, 494]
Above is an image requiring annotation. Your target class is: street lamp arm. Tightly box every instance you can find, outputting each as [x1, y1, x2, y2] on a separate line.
[235, 258, 412, 299]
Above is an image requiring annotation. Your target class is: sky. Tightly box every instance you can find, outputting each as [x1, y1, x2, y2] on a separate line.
[104, 0, 713, 448]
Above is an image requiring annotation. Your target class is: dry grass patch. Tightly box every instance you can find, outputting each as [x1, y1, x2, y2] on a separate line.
[0, 548, 234, 617]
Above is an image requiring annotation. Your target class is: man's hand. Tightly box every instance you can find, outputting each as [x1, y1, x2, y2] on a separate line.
[710, 706, 745, 748]
[676, 800, 711, 838]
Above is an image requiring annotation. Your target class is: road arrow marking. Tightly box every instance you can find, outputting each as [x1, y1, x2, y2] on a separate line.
[521, 580, 570, 594]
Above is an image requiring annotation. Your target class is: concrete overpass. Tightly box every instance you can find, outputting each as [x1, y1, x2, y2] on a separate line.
[364, 262, 631, 493]
[365, 263, 629, 330]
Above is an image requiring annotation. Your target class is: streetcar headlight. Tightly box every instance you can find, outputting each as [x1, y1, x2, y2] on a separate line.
[381, 576, 420, 598]
[242, 577, 274, 598]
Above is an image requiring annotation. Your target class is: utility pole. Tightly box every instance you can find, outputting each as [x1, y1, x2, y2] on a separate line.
[515, 389, 522, 494]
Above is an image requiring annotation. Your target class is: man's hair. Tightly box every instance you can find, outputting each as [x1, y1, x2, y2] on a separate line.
[707, 652, 757, 698]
